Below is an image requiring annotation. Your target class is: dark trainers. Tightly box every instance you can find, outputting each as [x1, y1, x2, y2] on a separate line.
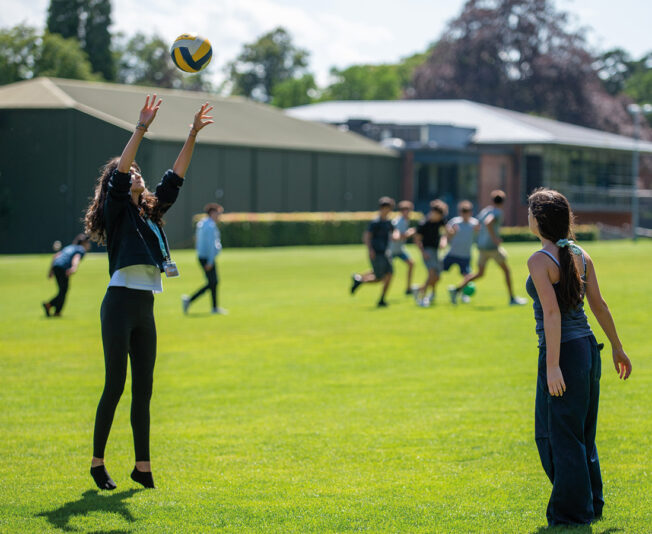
[351, 274, 362, 294]
[90, 465, 117, 491]
[42, 302, 52, 317]
[131, 467, 155, 489]
[377, 299, 388, 308]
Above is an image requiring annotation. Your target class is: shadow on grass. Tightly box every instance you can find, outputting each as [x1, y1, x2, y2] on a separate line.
[531, 525, 623, 534]
[36, 489, 141, 532]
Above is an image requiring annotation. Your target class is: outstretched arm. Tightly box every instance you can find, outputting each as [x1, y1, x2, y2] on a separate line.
[117, 94, 162, 173]
[172, 103, 214, 178]
[583, 251, 632, 379]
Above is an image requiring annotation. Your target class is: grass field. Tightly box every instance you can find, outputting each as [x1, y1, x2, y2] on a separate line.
[0, 241, 650, 533]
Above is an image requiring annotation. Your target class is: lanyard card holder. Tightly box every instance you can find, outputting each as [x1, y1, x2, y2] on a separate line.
[142, 216, 180, 278]
[162, 259, 179, 278]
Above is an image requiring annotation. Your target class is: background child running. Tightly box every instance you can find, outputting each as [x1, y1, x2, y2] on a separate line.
[450, 190, 526, 305]
[43, 233, 91, 317]
[444, 200, 479, 304]
[351, 197, 396, 308]
[390, 200, 416, 296]
[413, 199, 448, 307]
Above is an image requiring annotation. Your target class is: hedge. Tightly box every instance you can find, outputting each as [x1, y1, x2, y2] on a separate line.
[191, 212, 598, 248]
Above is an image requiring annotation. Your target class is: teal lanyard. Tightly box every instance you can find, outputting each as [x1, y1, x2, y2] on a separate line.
[146, 219, 169, 260]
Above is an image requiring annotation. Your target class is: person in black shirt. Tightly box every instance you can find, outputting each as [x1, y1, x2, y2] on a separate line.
[83, 94, 213, 491]
[351, 197, 397, 307]
[413, 199, 448, 306]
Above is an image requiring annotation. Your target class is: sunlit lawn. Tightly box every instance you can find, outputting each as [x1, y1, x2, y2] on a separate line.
[0, 241, 650, 533]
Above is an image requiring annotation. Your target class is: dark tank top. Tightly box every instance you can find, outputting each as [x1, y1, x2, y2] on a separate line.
[525, 249, 593, 347]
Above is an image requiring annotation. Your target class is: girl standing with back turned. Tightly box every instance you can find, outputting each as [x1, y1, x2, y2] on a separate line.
[526, 188, 632, 526]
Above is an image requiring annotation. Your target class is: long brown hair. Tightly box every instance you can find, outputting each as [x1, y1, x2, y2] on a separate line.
[528, 188, 583, 311]
[84, 158, 164, 245]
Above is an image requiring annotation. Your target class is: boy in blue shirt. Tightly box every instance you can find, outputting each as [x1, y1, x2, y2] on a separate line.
[450, 190, 526, 305]
[351, 197, 396, 307]
[444, 200, 479, 303]
[43, 233, 91, 317]
[182, 203, 227, 314]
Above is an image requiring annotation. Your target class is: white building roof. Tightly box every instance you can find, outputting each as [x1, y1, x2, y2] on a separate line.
[287, 100, 652, 153]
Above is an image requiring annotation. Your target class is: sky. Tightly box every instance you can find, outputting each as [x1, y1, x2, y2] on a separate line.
[2, 0, 651, 88]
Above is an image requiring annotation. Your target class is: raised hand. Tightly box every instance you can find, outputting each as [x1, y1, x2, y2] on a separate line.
[139, 94, 162, 129]
[191, 102, 214, 134]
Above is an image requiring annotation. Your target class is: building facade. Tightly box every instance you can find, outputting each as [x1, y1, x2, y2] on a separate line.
[288, 100, 652, 226]
[0, 79, 399, 253]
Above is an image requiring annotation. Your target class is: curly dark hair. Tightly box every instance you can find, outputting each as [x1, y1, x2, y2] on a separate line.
[528, 188, 583, 312]
[84, 157, 165, 245]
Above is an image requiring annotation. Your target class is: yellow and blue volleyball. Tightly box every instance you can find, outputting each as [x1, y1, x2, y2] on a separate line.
[170, 34, 212, 73]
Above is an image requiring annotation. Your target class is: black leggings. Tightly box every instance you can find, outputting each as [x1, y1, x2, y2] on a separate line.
[93, 287, 157, 461]
[188, 258, 218, 309]
[48, 266, 69, 314]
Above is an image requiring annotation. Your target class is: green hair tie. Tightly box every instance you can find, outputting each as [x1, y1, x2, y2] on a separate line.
[556, 238, 582, 255]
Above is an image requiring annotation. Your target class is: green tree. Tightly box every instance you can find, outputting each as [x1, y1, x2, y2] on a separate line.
[594, 48, 652, 100]
[115, 32, 212, 91]
[0, 25, 39, 85]
[83, 0, 115, 80]
[226, 27, 309, 102]
[624, 70, 652, 109]
[47, 0, 82, 40]
[594, 48, 636, 96]
[47, 0, 115, 80]
[324, 64, 402, 100]
[319, 51, 428, 102]
[34, 32, 99, 80]
[0, 25, 98, 84]
[271, 74, 317, 108]
[411, 0, 631, 132]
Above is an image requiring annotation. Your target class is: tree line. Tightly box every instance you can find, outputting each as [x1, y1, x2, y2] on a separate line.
[1, 0, 650, 137]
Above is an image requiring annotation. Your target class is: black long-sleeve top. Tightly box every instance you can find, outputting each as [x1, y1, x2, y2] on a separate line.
[104, 169, 184, 276]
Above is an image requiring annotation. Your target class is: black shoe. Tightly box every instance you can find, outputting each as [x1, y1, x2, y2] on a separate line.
[131, 467, 155, 488]
[42, 302, 51, 317]
[377, 299, 388, 308]
[351, 275, 362, 294]
[90, 465, 117, 491]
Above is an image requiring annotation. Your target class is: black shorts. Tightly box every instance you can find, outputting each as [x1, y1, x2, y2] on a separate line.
[371, 254, 393, 279]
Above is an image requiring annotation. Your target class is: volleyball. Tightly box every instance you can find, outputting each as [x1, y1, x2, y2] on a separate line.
[170, 34, 212, 73]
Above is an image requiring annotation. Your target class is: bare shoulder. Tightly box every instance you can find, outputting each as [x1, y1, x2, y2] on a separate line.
[578, 245, 593, 263]
[527, 251, 547, 272]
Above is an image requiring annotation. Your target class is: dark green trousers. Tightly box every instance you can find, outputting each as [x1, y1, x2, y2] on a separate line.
[535, 335, 604, 526]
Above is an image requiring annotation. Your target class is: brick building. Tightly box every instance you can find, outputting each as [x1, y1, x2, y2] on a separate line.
[288, 100, 652, 227]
